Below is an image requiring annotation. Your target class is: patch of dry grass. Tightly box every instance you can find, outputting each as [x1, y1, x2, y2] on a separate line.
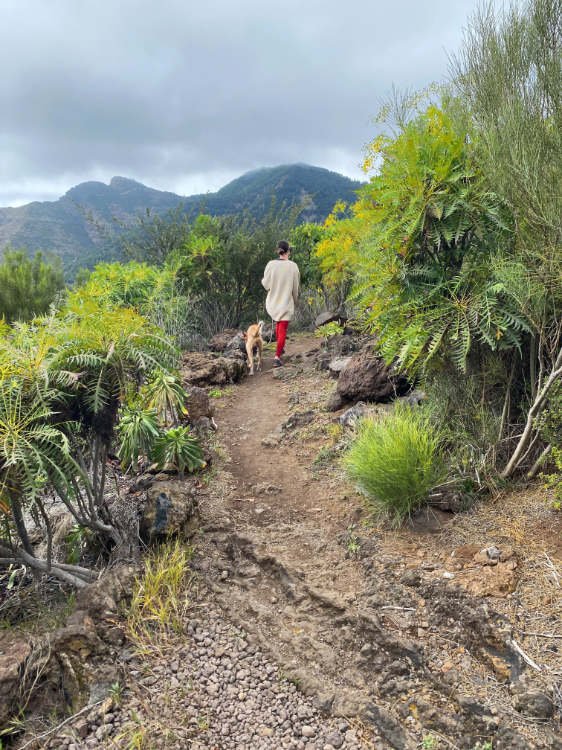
[127, 540, 193, 651]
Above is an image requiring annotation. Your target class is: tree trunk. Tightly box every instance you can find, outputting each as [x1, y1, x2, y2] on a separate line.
[501, 347, 562, 478]
[0, 543, 91, 588]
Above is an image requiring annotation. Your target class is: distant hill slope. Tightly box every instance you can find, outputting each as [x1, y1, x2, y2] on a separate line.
[0, 165, 362, 276]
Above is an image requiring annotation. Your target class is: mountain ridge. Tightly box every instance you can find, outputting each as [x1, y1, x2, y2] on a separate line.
[0, 164, 362, 276]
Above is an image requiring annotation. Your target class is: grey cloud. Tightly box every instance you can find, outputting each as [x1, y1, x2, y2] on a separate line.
[1, 0, 481, 205]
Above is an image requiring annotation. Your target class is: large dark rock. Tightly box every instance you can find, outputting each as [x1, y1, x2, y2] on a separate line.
[326, 390, 347, 412]
[328, 356, 352, 378]
[181, 351, 247, 386]
[314, 311, 347, 328]
[224, 332, 246, 355]
[325, 333, 369, 356]
[185, 385, 214, 422]
[336, 349, 410, 404]
[208, 328, 240, 352]
[140, 480, 199, 543]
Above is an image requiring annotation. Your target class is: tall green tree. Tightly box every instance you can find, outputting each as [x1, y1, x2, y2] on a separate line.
[324, 106, 522, 375]
[171, 209, 295, 332]
[452, 0, 562, 476]
[0, 293, 178, 586]
[121, 204, 192, 265]
[0, 249, 65, 322]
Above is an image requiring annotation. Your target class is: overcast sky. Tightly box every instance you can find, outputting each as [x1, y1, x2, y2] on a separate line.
[1, 0, 484, 207]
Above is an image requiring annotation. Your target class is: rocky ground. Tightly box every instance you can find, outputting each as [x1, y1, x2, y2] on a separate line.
[50, 607, 368, 750]
[3, 332, 562, 749]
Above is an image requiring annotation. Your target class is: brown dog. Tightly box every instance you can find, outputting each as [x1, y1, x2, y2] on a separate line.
[243, 320, 264, 375]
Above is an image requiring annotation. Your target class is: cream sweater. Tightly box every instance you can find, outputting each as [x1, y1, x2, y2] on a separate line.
[261, 259, 300, 321]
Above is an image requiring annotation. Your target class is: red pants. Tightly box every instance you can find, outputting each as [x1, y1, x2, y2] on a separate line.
[275, 320, 289, 358]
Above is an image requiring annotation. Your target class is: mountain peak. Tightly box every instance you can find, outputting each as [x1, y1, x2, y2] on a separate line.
[0, 164, 363, 277]
[109, 176, 146, 191]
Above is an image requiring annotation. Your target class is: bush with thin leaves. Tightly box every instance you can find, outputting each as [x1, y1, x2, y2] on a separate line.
[142, 370, 188, 426]
[116, 405, 161, 470]
[315, 321, 344, 340]
[0, 249, 65, 323]
[151, 426, 205, 476]
[344, 408, 445, 524]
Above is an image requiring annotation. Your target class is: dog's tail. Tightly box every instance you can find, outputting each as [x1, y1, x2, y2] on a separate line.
[257, 320, 264, 335]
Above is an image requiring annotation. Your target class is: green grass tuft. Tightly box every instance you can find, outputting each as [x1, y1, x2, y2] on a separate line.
[344, 407, 444, 524]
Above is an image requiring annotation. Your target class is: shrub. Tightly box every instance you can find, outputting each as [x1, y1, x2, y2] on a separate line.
[0, 249, 65, 322]
[422, 363, 506, 485]
[151, 426, 205, 476]
[315, 321, 344, 340]
[75, 261, 174, 310]
[344, 407, 444, 524]
[142, 370, 188, 425]
[145, 294, 198, 349]
[117, 405, 161, 471]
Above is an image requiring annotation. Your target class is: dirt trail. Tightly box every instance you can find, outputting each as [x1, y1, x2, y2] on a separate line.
[199, 336, 373, 714]
[9, 336, 561, 750]
[196, 340, 388, 731]
[194, 334, 562, 750]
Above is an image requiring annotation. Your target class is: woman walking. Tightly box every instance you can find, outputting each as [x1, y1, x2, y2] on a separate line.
[261, 240, 300, 367]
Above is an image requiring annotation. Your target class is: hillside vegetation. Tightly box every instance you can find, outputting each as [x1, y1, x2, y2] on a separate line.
[0, 164, 362, 277]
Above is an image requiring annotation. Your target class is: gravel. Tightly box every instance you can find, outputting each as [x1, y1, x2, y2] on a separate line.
[43, 604, 364, 750]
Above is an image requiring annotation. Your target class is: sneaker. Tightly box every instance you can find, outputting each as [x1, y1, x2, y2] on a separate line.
[273, 357, 284, 368]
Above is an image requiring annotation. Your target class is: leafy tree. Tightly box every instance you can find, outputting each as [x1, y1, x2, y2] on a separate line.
[315, 98, 550, 484]
[74, 260, 199, 348]
[317, 1, 561, 482]
[0, 249, 65, 322]
[452, 0, 562, 477]
[0, 292, 179, 585]
[288, 222, 352, 320]
[315, 200, 363, 300]
[289, 222, 325, 291]
[74, 261, 176, 311]
[172, 209, 296, 331]
[120, 204, 192, 265]
[0, 378, 89, 586]
[324, 105, 523, 375]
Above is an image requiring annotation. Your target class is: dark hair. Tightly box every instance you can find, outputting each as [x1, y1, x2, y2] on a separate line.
[277, 240, 290, 255]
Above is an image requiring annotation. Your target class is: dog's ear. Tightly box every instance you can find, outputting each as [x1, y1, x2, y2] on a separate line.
[242, 332, 247, 339]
